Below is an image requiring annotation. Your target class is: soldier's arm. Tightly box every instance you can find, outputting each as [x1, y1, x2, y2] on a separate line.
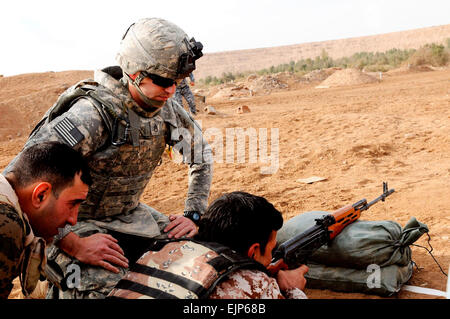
[162, 103, 213, 238]
[0, 203, 25, 299]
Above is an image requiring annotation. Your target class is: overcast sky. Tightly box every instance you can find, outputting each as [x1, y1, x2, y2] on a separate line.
[1, 0, 449, 76]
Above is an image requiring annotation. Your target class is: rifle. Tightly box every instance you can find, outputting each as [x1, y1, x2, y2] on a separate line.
[268, 182, 395, 274]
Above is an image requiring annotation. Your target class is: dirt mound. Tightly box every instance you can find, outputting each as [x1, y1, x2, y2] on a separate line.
[385, 64, 436, 75]
[0, 71, 93, 142]
[303, 67, 341, 82]
[208, 73, 289, 100]
[317, 68, 378, 88]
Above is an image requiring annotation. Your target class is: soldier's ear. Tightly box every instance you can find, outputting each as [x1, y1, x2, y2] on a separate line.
[247, 243, 260, 260]
[31, 182, 52, 208]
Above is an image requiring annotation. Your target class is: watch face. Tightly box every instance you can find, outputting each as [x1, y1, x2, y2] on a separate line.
[192, 212, 200, 221]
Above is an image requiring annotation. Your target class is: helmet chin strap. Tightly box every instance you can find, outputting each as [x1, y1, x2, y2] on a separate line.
[124, 73, 165, 115]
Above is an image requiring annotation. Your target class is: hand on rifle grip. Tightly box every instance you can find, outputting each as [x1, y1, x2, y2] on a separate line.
[267, 258, 289, 276]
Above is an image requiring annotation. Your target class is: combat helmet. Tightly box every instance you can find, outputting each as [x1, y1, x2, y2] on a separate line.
[116, 17, 203, 81]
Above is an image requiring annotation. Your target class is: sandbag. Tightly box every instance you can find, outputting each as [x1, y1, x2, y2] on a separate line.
[277, 211, 428, 269]
[305, 262, 413, 296]
[276, 211, 429, 296]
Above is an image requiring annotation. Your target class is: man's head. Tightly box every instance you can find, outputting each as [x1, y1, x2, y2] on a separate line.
[116, 18, 203, 110]
[6, 142, 92, 242]
[195, 191, 284, 266]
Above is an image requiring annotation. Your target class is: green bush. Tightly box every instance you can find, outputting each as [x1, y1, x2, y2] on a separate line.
[408, 43, 449, 66]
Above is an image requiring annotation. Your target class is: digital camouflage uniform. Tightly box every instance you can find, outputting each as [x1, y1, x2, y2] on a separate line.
[209, 269, 307, 299]
[0, 174, 46, 299]
[107, 240, 307, 299]
[3, 66, 213, 299]
[174, 73, 197, 115]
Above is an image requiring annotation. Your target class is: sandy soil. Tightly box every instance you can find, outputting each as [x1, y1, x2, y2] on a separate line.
[1, 67, 449, 299]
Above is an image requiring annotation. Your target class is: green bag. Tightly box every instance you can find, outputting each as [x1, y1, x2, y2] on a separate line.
[276, 211, 429, 296]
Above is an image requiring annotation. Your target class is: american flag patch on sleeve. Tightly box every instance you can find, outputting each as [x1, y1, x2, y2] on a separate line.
[54, 118, 84, 147]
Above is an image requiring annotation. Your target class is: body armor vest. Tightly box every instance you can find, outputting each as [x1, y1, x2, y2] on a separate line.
[107, 239, 268, 299]
[29, 79, 168, 220]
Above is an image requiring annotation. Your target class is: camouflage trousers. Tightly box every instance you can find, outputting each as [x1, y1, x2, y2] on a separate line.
[174, 85, 196, 115]
[45, 203, 170, 299]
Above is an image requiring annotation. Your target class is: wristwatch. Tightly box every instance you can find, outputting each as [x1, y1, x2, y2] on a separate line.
[183, 210, 201, 225]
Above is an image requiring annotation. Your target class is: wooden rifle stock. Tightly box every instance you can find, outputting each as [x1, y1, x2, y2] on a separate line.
[268, 182, 395, 275]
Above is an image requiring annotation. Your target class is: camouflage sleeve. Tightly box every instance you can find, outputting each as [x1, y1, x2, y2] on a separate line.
[24, 98, 108, 157]
[0, 203, 25, 299]
[165, 101, 213, 214]
[209, 269, 287, 299]
[2, 98, 108, 175]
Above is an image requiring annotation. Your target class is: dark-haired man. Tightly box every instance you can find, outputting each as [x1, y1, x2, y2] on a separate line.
[108, 191, 308, 299]
[196, 191, 308, 299]
[0, 142, 91, 298]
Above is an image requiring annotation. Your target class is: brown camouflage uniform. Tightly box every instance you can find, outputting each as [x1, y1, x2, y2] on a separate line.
[107, 240, 307, 299]
[0, 175, 27, 299]
[3, 66, 213, 299]
[0, 174, 47, 299]
[209, 269, 308, 299]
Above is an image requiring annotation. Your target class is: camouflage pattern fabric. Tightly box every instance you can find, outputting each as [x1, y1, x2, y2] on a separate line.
[174, 78, 197, 115]
[3, 66, 212, 299]
[116, 18, 191, 79]
[0, 175, 27, 299]
[108, 240, 307, 299]
[0, 202, 25, 299]
[209, 269, 307, 299]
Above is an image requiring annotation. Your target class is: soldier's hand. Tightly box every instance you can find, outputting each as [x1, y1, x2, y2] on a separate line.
[164, 215, 198, 238]
[276, 265, 309, 292]
[73, 233, 129, 273]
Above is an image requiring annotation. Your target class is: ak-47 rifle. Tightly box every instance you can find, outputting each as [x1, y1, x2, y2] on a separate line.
[268, 182, 395, 274]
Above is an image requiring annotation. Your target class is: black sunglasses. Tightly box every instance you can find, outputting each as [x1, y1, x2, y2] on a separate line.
[141, 72, 180, 88]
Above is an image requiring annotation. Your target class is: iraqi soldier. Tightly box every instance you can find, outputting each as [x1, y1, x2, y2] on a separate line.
[0, 142, 91, 298]
[3, 17, 213, 298]
[173, 73, 197, 115]
[108, 191, 308, 299]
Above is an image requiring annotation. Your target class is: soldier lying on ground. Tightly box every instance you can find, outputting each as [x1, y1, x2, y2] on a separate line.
[108, 191, 308, 299]
[3, 17, 212, 299]
[0, 142, 91, 298]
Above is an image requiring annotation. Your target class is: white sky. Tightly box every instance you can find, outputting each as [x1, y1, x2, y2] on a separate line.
[1, 0, 449, 76]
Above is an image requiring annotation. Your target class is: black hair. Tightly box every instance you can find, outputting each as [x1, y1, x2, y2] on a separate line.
[10, 142, 92, 197]
[195, 191, 283, 254]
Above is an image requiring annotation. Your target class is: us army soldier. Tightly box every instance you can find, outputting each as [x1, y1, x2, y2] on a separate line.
[174, 73, 197, 115]
[3, 18, 213, 299]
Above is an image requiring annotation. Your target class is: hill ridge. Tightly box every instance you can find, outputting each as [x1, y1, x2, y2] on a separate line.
[195, 24, 450, 79]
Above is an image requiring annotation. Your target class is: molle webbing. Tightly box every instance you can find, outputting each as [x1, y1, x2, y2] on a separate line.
[108, 239, 268, 299]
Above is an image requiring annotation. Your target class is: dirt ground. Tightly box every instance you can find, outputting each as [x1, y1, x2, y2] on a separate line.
[1, 67, 449, 299]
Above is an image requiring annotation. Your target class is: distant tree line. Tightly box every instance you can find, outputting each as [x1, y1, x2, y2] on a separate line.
[199, 39, 450, 86]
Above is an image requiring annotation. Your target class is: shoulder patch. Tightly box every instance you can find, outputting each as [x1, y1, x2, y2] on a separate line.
[54, 118, 84, 147]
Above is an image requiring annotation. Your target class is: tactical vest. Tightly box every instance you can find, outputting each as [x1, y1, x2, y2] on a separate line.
[107, 239, 268, 299]
[0, 175, 46, 297]
[30, 80, 168, 220]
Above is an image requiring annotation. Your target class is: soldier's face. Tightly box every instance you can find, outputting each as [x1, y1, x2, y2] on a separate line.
[32, 173, 88, 242]
[257, 230, 278, 267]
[130, 74, 177, 106]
